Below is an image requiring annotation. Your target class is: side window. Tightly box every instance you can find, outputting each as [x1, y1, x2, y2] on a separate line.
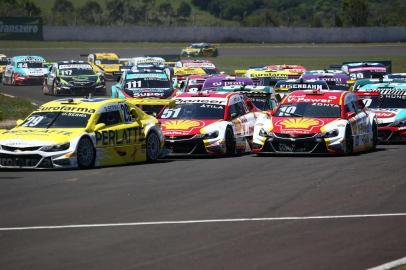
[97, 110, 122, 126]
[51, 66, 57, 74]
[229, 102, 246, 118]
[345, 102, 356, 113]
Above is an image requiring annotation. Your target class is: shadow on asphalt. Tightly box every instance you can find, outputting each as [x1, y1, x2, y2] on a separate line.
[253, 147, 387, 158]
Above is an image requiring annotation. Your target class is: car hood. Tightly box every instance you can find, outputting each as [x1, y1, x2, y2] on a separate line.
[61, 75, 98, 83]
[160, 119, 221, 136]
[19, 68, 47, 76]
[98, 64, 121, 72]
[124, 87, 174, 98]
[370, 108, 406, 125]
[270, 117, 340, 134]
[0, 128, 83, 147]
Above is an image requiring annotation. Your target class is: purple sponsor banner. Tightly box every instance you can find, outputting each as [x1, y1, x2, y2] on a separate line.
[202, 76, 254, 90]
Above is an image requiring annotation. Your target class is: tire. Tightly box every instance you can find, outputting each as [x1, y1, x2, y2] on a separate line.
[343, 126, 353, 155]
[146, 131, 160, 162]
[224, 127, 236, 156]
[372, 121, 378, 150]
[77, 137, 95, 169]
[51, 80, 56, 96]
[11, 73, 15, 85]
[42, 81, 48, 95]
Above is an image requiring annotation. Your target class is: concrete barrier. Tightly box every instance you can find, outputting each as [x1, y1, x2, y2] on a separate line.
[43, 26, 406, 43]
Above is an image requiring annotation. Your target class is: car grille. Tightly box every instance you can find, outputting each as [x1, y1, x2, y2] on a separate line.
[0, 153, 42, 167]
[1, 145, 42, 152]
[165, 135, 195, 141]
[274, 133, 316, 139]
[165, 139, 206, 154]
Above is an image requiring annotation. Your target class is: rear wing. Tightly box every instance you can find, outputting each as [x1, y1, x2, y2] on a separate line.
[234, 69, 247, 77]
[145, 55, 180, 62]
[331, 61, 392, 73]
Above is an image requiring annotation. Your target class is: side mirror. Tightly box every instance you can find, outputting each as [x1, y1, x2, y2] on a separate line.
[94, 123, 106, 132]
[230, 112, 238, 119]
[346, 111, 356, 119]
[16, 119, 24, 126]
[130, 108, 139, 121]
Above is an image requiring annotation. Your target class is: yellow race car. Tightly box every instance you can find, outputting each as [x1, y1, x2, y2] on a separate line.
[235, 65, 304, 86]
[83, 53, 122, 80]
[0, 54, 8, 79]
[181, 43, 218, 57]
[0, 97, 173, 169]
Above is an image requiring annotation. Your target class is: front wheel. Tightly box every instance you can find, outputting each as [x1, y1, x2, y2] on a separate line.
[224, 127, 236, 156]
[77, 137, 95, 169]
[146, 132, 161, 162]
[343, 126, 353, 155]
[372, 121, 378, 150]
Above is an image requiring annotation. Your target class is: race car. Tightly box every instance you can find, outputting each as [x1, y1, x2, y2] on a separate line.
[83, 53, 121, 80]
[214, 85, 279, 111]
[274, 79, 329, 98]
[350, 78, 405, 92]
[157, 92, 262, 155]
[2, 55, 47, 85]
[111, 69, 174, 99]
[0, 54, 8, 79]
[301, 70, 350, 90]
[201, 76, 254, 91]
[171, 67, 207, 88]
[175, 60, 218, 75]
[181, 43, 218, 57]
[42, 61, 106, 96]
[235, 65, 303, 86]
[179, 74, 211, 93]
[0, 97, 166, 169]
[342, 62, 388, 85]
[384, 73, 406, 81]
[252, 90, 377, 155]
[356, 83, 406, 142]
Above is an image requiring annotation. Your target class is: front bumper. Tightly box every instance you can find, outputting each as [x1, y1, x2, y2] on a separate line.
[252, 133, 340, 154]
[164, 135, 224, 155]
[0, 147, 77, 169]
[14, 75, 44, 85]
[56, 84, 106, 96]
[378, 126, 406, 142]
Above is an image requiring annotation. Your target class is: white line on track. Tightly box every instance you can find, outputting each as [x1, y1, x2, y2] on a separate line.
[1, 213, 406, 231]
[0, 93, 15, 98]
[367, 256, 406, 270]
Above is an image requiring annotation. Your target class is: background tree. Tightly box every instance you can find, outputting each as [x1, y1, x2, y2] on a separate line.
[342, 0, 369, 26]
[106, 0, 126, 25]
[52, 0, 75, 25]
[77, 1, 102, 25]
[177, 2, 192, 18]
[159, 2, 174, 25]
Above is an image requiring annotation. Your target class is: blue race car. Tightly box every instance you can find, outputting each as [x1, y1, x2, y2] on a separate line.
[2, 55, 47, 85]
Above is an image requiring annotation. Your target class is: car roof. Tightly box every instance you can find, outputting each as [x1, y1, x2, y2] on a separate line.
[12, 55, 45, 62]
[57, 60, 89, 65]
[39, 98, 127, 114]
[283, 90, 347, 105]
[94, 53, 119, 59]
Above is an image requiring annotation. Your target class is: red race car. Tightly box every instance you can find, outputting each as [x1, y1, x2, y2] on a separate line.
[252, 89, 377, 155]
[158, 91, 262, 155]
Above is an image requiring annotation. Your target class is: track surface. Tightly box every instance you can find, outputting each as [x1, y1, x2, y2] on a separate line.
[1, 45, 406, 270]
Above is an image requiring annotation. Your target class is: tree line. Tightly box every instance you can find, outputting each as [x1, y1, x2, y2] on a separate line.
[1, 0, 405, 27]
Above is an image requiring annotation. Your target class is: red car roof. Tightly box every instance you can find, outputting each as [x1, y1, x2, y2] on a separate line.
[282, 90, 347, 105]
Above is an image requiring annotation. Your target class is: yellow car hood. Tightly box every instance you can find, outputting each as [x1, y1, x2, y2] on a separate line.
[183, 48, 200, 53]
[98, 64, 121, 73]
[0, 128, 83, 147]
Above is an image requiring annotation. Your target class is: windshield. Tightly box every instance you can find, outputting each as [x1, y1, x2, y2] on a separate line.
[159, 103, 225, 119]
[125, 78, 171, 89]
[0, 59, 7, 65]
[21, 112, 91, 128]
[99, 59, 119, 64]
[275, 103, 341, 118]
[202, 68, 218, 75]
[17, 62, 43, 68]
[59, 68, 95, 76]
[248, 96, 273, 111]
[362, 96, 406, 109]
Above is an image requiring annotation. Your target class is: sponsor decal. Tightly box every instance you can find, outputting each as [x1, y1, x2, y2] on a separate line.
[4, 129, 72, 136]
[95, 127, 142, 146]
[59, 64, 92, 70]
[38, 106, 96, 114]
[286, 95, 337, 104]
[176, 98, 227, 105]
[162, 120, 203, 131]
[277, 84, 323, 90]
[279, 118, 321, 129]
[374, 111, 396, 118]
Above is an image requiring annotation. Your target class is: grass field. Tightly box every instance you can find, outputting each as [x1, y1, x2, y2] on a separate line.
[0, 94, 37, 122]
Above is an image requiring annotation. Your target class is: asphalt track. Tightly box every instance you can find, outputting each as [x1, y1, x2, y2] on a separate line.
[0, 45, 406, 270]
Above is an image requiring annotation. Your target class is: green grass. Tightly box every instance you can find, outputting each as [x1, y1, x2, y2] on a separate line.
[0, 93, 37, 121]
[1, 41, 405, 49]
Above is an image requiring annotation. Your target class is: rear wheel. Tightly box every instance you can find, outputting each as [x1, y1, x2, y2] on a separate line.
[146, 132, 160, 162]
[372, 121, 378, 150]
[225, 127, 236, 156]
[77, 137, 95, 169]
[343, 126, 353, 155]
[51, 80, 57, 95]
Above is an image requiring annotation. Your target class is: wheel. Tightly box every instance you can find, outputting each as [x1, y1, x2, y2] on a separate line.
[146, 131, 160, 162]
[51, 80, 56, 95]
[76, 137, 95, 169]
[11, 73, 15, 85]
[1, 74, 7, 85]
[372, 121, 378, 150]
[42, 81, 49, 95]
[343, 126, 353, 155]
[224, 127, 236, 156]
[212, 49, 218, 57]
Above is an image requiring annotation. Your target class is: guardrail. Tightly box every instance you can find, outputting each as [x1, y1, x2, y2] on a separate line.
[43, 26, 406, 43]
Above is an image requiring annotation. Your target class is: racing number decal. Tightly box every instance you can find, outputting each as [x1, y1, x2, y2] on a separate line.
[60, 70, 73, 76]
[160, 108, 181, 119]
[361, 98, 372, 107]
[119, 103, 132, 123]
[22, 116, 44, 127]
[126, 81, 142, 88]
[350, 73, 364, 80]
[278, 105, 296, 116]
